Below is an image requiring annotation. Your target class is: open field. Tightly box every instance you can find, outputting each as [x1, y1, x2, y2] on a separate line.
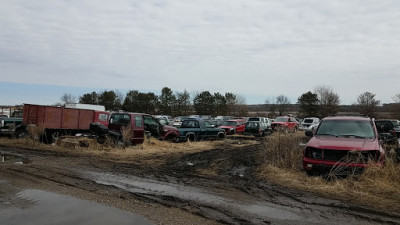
[1, 133, 400, 224]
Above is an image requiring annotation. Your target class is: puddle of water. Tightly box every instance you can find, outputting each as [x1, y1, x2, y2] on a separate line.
[86, 172, 304, 223]
[0, 189, 154, 225]
[0, 152, 30, 164]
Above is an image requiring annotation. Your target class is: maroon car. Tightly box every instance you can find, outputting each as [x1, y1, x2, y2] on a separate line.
[303, 116, 385, 175]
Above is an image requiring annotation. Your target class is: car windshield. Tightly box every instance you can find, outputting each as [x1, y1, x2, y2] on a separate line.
[222, 121, 237, 126]
[274, 117, 287, 122]
[248, 118, 260, 121]
[303, 119, 314, 123]
[316, 119, 375, 139]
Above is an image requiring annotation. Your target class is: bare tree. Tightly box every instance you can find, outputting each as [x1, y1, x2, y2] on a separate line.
[392, 93, 400, 118]
[356, 92, 380, 118]
[276, 95, 290, 116]
[225, 93, 247, 116]
[265, 97, 277, 118]
[393, 94, 400, 103]
[315, 86, 340, 117]
[235, 94, 248, 116]
[61, 93, 77, 104]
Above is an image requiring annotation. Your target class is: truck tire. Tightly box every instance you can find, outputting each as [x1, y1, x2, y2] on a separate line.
[217, 133, 225, 140]
[187, 134, 195, 142]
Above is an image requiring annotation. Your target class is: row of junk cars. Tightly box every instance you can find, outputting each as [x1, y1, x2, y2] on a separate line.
[2, 103, 399, 176]
[161, 114, 400, 176]
[155, 114, 304, 137]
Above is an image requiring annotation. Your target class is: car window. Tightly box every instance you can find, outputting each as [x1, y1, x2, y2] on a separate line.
[303, 119, 314, 123]
[134, 115, 143, 127]
[316, 120, 375, 138]
[246, 122, 259, 128]
[181, 120, 200, 128]
[110, 114, 130, 125]
[274, 117, 287, 122]
[143, 116, 158, 126]
[204, 121, 213, 128]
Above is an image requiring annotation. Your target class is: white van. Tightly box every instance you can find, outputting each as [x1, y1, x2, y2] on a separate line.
[299, 117, 320, 130]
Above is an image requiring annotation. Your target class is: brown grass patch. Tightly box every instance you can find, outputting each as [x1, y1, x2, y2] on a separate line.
[255, 132, 400, 213]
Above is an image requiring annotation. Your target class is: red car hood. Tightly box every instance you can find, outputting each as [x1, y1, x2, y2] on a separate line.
[164, 125, 178, 132]
[307, 136, 380, 151]
[271, 122, 286, 125]
[219, 125, 234, 129]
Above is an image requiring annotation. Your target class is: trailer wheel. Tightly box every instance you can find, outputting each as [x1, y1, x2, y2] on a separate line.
[15, 129, 28, 139]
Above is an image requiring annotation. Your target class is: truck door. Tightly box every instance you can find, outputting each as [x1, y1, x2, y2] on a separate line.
[132, 115, 145, 144]
[143, 116, 161, 138]
[204, 121, 216, 137]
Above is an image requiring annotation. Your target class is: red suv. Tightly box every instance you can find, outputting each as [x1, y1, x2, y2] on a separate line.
[218, 119, 245, 135]
[271, 116, 298, 133]
[303, 116, 385, 175]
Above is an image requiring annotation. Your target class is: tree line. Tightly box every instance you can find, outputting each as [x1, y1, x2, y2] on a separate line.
[61, 85, 400, 119]
[61, 88, 248, 117]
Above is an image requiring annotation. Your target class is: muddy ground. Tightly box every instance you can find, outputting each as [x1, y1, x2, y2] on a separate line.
[1, 138, 400, 225]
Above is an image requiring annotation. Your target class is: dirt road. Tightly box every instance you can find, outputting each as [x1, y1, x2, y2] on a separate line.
[1, 143, 400, 225]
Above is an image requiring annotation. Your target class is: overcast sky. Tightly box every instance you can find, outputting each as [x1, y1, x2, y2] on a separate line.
[1, 0, 399, 106]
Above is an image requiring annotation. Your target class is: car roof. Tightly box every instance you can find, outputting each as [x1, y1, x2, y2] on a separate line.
[323, 116, 371, 121]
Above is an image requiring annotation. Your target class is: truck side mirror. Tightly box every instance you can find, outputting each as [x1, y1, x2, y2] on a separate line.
[305, 131, 314, 137]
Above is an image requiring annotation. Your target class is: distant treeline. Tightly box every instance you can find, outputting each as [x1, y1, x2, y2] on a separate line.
[68, 87, 248, 117]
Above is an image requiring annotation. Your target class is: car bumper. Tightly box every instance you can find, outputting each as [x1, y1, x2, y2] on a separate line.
[303, 157, 382, 173]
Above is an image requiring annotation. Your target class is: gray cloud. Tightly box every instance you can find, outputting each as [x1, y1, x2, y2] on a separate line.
[1, 0, 400, 104]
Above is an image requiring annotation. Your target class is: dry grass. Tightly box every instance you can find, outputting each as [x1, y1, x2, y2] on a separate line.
[259, 132, 304, 170]
[120, 125, 133, 147]
[256, 132, 400, 213]
[2, 131, 400, 213]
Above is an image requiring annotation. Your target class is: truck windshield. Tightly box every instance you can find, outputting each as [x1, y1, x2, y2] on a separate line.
[222, 121, 237, 126]
[274, 117, 287, 122]
[316, 120, 375, 139]
[110, 114, 130, 125]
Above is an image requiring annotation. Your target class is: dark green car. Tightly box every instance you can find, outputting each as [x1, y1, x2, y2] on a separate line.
[177, 118, 225, 142]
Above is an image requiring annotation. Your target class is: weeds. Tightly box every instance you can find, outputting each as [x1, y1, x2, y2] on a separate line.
[260, 132, 303, 170]
[120, 125, 133, 147]
[256, 132, 400, 213]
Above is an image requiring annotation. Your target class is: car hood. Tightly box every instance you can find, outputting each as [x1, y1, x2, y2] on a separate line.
[219, 125, 235, 129]
[164, 125, 178, 131]
[271, 122, 286, 125]
[307, 136, 380, 150]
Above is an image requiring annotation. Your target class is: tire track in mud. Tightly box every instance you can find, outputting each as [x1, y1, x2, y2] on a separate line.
[2, 146, 400, 224]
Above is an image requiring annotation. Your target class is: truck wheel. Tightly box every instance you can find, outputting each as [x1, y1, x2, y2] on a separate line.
[165, 134, 178, 142]
[217, 133, 225, 140]
[187, 134, 195, 142]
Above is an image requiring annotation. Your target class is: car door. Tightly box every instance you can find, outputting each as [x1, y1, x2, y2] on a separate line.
[131, 115, 145, 144]
[143, 115, 161, 138]
[288, 117, 297, 129]
[236, 121, 245, 133]
[204, 121, 218, 137]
